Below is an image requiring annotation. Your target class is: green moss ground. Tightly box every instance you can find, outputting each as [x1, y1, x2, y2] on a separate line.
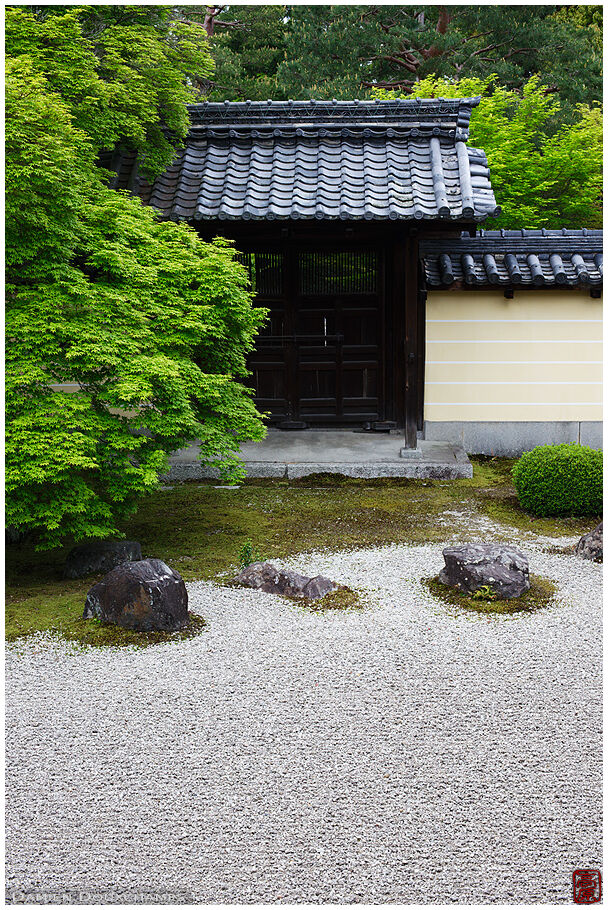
[422, 574, 558, 615]
[6, 457, 598, 645]
[287, 585, 363, 613]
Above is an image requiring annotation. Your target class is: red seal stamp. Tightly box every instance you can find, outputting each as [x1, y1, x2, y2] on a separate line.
[573, 869, 602, 904]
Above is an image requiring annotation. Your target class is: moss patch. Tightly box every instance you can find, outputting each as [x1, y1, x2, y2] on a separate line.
[422, 574, 557, 615]
[298, 584, 363, 613]
[7, 456, 593, 644]
[225, 580, 363, 613]
[468, 458, 600, 537]
[5, 591, 206, 648]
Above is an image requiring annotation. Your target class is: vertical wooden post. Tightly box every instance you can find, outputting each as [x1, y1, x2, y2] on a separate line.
[284, 233, 298, 420]
[389, 229, 406, 432]
[417, 279, 427, 433]
[403, 231, 420, 449]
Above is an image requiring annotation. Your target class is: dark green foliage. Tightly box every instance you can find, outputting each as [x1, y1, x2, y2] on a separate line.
[202, 5, 287, 101]
[274, 6, 601, 115]
[512, 445, 603, 517]
[6, 9, 267, 549]
[181, 5, 602, 117]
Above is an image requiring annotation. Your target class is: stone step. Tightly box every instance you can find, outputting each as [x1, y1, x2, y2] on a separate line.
[165, 432, 473, 481]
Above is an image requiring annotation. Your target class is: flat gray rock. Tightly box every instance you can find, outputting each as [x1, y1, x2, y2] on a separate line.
[233, 561, 336, 600]
[439, 543, 530, 599]
[575, 522, 603, 563]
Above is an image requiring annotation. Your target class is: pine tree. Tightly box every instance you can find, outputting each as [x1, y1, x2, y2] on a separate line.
[198, 5, 288, 100]
[275, 5, 602, 117]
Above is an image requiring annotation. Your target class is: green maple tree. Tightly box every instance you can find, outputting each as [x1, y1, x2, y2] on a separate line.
[6, 8, 267, 548]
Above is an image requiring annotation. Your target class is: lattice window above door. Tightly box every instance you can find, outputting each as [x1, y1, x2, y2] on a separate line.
[237, 252, 284, 297]
[298, 251, 378, 295]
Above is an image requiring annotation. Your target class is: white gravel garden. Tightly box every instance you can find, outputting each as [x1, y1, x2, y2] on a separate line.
[6, 524, 602, 904]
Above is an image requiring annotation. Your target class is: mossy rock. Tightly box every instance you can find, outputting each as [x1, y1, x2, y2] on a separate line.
[422, 574, 557, 615]
[226, 578, 363, 613]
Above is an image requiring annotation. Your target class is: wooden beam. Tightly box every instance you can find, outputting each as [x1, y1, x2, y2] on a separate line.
[403, 231, 420, 449]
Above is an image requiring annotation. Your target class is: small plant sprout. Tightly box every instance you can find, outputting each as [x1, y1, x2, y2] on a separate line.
[471, 585, 498, 601]
[239, 541, 265, 570]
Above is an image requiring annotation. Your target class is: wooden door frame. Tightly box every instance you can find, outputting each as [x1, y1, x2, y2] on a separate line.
[191, 220, 468, 441]
[220, 227, 390, 427]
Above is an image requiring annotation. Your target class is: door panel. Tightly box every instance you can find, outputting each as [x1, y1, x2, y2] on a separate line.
[246, 246, 383, 425]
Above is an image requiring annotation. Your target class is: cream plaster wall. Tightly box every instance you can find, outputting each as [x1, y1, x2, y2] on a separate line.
[424, 290, 602, 423]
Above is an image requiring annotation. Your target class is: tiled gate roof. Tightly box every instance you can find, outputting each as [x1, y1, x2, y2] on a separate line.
[421, 229, 603, 289]
[104, 99, 500, 223]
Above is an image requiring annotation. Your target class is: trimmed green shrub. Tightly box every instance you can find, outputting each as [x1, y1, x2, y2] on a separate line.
[512, 444, 602, 517]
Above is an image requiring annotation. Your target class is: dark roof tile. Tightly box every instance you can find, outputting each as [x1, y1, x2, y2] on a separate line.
[421, 230, 603, 289]
[108, 98, 500, 223]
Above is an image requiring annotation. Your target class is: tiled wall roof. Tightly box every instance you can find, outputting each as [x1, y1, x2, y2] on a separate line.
[421, 229, 603, 289]
[102, 98, 500, 223]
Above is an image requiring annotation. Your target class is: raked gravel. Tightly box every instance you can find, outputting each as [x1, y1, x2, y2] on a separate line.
[5, 538, 602, 904]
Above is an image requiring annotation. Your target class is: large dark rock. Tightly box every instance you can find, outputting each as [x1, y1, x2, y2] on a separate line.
[65, 539, 142, 579]
[575, 522, 603, 563]
[439, 543, 530, 600]
[83, 559, 188, 631]
[233, 561, 336, 600]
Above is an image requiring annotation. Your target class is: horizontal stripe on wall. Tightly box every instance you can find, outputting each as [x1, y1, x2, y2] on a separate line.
[426, 339, 601, 343]
[427, 320, 598, 343]
[425, 402, 602, 406]
[427, 318, 603, 323]
[428, 360, 602, 364]
[424, 404, 602, 422]
[425, 343, 602, 374]
[427, 289, 599, 317]
[426, 382, 602, 404]
[426, 361, 602, 386]
[426, 381, 601, 385]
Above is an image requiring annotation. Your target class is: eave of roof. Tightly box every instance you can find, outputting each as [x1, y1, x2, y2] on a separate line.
[421, 229, 603, 289]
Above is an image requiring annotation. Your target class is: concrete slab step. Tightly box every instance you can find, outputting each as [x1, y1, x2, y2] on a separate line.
[165, 432, 473, 481]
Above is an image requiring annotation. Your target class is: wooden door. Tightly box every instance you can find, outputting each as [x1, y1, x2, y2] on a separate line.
[295, 249, 382, 424]
[240, 251, 293, 421]
[245, 245, 384, 426]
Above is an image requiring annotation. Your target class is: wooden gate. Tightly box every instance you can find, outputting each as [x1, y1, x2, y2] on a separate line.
[243, 247, 384, 426]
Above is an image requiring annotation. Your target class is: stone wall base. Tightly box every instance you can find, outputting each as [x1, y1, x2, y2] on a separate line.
[423, 421, 603, 457]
